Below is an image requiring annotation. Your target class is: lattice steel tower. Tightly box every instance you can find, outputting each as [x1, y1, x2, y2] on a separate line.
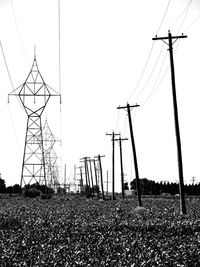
[43, 118, 60, 188]
[9, 55, 60, 187]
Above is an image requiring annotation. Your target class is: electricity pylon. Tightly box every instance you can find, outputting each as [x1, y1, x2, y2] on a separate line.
[8, 55, 60, 187]
[42, 118, 60, 188]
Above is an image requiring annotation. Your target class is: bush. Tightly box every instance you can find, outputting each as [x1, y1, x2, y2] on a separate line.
[23, 188, 41, 198]
[41, 194, 53, 199]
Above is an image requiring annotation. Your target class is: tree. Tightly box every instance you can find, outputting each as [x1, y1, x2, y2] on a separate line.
[130, 178, 153, 195]
[0, 178, 6, 193]
[13, 184, 22, 194]
[6, 186, 13, 194]
[123, 182, 129, 190]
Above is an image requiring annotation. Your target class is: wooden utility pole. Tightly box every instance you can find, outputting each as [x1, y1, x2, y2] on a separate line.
[117, 103, 142, 207]
[80, 157, 90, 197]
[106, 132, 120, 200]
[64, 163, 66, 193]
[152, 30, 187, 215]
[104, 170, 111, 195]
[94, 155, 105, 200]
[191, 176, 196, 196]
[79, 166, 84, 192]
[89, 159, 95, 197]
[93, 159, 100, 199]
[114, 137, 128, 199]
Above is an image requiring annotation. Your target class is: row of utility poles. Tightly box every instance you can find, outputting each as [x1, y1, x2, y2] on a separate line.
[106, 31, 187, 214]
[79, 155, 105, 200]
[74, 31, 187, 215]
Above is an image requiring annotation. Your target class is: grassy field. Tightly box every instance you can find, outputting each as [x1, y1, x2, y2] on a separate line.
[0, 195, 200, 266]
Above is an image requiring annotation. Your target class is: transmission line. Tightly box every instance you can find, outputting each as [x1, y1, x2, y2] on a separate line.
[128, 0, 172, 102]
[134, 42, 165, 101]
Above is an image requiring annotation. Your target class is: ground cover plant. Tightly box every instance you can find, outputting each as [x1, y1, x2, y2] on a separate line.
[0, 196, 200, 266]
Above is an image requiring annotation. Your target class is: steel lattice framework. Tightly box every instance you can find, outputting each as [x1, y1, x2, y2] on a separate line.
[42, 118, 60, 188]
[9, 56, 60, 187]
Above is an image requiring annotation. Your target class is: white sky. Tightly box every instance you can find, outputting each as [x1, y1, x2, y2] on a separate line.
[0, 0, 200, 191]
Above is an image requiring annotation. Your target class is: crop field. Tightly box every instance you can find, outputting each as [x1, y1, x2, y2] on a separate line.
[0, 196, 200, 266]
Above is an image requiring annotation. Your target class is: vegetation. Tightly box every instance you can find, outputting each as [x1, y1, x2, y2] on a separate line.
[0, 196, 200, 266]
[130, 178, 200, 196]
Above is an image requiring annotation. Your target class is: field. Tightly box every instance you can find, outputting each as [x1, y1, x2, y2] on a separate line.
[0, 196, 200, 266]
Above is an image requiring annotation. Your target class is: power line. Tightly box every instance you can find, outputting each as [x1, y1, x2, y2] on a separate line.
[183, 11, 200, 32]
[170, 0, 193, 31]
[142, 50, 168, 105]
[0, 42, 14, 90]
[10, 0, 28, 62]
[134, 42, 165, 101]
[128, 0, 172, 102]
[142, 35, 183, 106]
[175, 0, 193, 34]
[156, 0, 171, 34]
[128, 42, 155, 101]
[58, 0, 61, 97]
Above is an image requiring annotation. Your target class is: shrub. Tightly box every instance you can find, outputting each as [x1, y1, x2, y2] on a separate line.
[23, 188, 41, 198]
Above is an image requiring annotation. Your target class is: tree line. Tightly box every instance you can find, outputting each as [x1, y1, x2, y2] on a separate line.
[0, 178, 21, 194]
[129, 178, 200, 196]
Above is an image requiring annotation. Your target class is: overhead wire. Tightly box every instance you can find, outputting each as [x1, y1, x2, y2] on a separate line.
[10, 0, 28, 63]
[175, 0, 193, 34]
[128, 0, 171, 102]
[0, 41, 24, 110]
[128, 42, 155, 101]
[142, 37, 182, 106]
[0, 41, 22, 151]
[141, 0, 193, 107]
[134, 42, 165, 101]
[170, 0, 193, 31]
[58, 0, 63, 180]
[156, 0, 171, 34]
[183, 12, 200, 32]
[142, 51, 168, 105]
[115, 108, 120, 133]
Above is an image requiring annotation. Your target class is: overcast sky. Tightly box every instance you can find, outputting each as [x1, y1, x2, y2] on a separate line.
[0, 0, 200, 191]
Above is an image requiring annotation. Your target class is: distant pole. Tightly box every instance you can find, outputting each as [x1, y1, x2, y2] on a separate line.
[85, 159, 91, 197]
[106, 132, 120, 200]
[74, 164, 76, 192]
[79, 166, 84, 191]
[64, 163, 66, 191]
[89, 159, 95, 197]
[117, 103, 142, 207]
[114, 137, 128, 199]
[80, 157, 90, 197]
[191, 176, 196, 196]
[104, 170, 111, 195]
[107, 170, 108, 194]
[152, 30, 187, 215]
[93, 159, 99, 199]
[95, 155, 105, 200]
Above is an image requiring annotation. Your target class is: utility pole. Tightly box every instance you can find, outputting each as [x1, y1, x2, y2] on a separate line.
[191, 176, 196, 196]
[74, 164, 76, 192]
[80, 157, 90, 197]
[79, 166, 84, 192]
[64, 163, 66, 193]
[117, 103, 142, 207]
[114, 137, 128, 199]
[94, 155, 105, 200]
[152, 30, 187, 215]
[89, 159, 95, 197]
[93, 159, 100, 199]
[106, 131, 120, 200]
[104, 170, 111, 195]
